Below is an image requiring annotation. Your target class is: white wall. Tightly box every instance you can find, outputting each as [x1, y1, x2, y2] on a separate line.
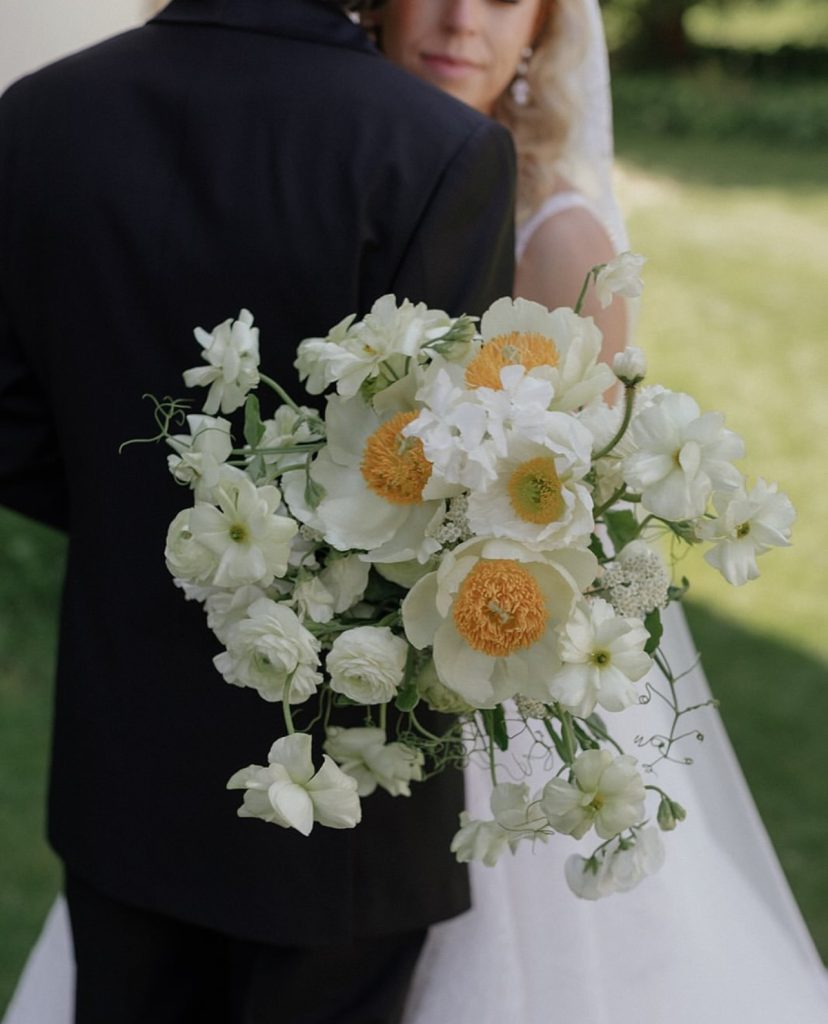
[0, 0, 154, 94]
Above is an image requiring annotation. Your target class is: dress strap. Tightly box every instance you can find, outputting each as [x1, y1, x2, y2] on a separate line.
[516, 191, 596, 263]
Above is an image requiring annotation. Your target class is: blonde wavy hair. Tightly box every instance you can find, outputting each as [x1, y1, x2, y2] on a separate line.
[493, 0, 589, 225]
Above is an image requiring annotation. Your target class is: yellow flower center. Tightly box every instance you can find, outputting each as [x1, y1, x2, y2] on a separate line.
[361, 411, 432, 505]
[590, 649, 611, 667]
[508, 456, 565, 525]
[736, 522, 751, 538]
[452, 559, 548, 658]
[229, 522, 248, 543]
[589, 793, 605, 812]
[465, 331, 559, 390]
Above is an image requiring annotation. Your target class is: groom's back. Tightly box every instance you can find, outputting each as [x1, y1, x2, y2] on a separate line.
[0, 0, 515, 944]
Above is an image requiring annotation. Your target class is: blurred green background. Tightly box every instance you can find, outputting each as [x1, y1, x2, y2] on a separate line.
[1, 0, 827, 1012]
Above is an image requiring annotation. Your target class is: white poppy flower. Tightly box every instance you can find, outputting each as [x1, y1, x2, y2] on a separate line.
[324, 727, 423, 797]
[594, 252, 646, 309]
[188, 473, 297, 588]
[326, 626, 408, 705]
[167, 414, 233, 499]
[565, 826, 665, 900]
[469, 298, 615, 412]
[623, 391, 744, 520]
[183, 309, 260, 415]
[282, 394, 444, 564]
[540, 749, 646, 840]
[549, 598, 651, 717]
[402, 537, 598, 708]
[227, 733, 361, 835]
[465, 418, 594, 551]
[698, 479, 795, 586]
[214, 597, 322, 704]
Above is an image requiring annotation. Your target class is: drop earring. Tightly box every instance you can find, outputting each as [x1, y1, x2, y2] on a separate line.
[510, 46, 534, 106]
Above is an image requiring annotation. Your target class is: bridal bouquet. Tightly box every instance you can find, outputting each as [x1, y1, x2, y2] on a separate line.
[150, 253, 794, 899]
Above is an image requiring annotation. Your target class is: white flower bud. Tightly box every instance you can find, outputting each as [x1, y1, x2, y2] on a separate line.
[612, 346, 647, 385]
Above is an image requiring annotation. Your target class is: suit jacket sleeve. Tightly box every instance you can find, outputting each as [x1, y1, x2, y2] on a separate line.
[390, 119, 516, 317]
[0, 84, 68, 530]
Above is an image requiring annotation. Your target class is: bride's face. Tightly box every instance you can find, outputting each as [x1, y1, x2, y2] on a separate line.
[377, 0, 544, 116]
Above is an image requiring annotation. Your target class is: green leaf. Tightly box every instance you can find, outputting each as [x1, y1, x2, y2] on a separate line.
[572, 721, 600, 751]
[395, 644, 421, 712]
[482, 705, 509, 752]
[543, 719, 572, 766]
[644, 607, 663, 654]
[604, 509, 639, 551]
[243, 394, 265, 448]
[589, 532, 608, 561]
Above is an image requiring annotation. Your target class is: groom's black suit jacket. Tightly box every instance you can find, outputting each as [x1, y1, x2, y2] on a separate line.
[0, 0, 515, 944]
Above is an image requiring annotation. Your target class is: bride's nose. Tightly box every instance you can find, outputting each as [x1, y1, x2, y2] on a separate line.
[440, 0, 482, 35]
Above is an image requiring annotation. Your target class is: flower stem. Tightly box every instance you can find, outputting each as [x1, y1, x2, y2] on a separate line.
[593, 382, 637, 461]
[282, 672, 296, 735]
[259, 373, 301, 412]
[574, 267, 597, 315]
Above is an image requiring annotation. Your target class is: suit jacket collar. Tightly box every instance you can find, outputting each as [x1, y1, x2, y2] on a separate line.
[152, 0, 375, 54]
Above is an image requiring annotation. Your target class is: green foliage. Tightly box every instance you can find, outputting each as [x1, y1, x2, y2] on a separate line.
[612, 70, 828, 145]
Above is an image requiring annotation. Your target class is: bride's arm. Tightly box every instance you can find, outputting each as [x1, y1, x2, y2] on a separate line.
[514, 204, 627, 364]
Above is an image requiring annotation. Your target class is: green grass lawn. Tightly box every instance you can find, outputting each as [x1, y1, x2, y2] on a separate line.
[615, 130, 828, 955]
[1, 130, 827, 1012]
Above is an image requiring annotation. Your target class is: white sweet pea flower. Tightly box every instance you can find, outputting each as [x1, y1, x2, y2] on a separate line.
[164, 507, 219, 585]
[255, 404, 324, 478]
[320, 554, 371, 612]
[204, 584, 268, 644]
[623, 391, 744, 520]
[188, 473, 297, 588]
[450, 782, 547, 866]
[464, 416, 595, 551]
[594, 252, 646, 309]
[402, 537, 598, 708]
[282, 394, 446, 564]
[324, 727, 423, 797]
[549, 598, 651, 717]
[540, 749, 646, 840]
[183, 309, 260, 415]
[326, 626, 408, 705]
[166, 415, 233, 499]
[612, 346, 647, 385]
[295, 296, 453, 399]
[565, 826, 665, 900]
[227, 733, 361, 835]
[451, 814, 510, 867]
[469, 298, 614, 412]
[698, 479, 795, 586]
[214, 597, 322, 703]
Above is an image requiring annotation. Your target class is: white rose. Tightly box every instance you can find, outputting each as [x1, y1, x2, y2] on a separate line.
[326, 626, 408, 705]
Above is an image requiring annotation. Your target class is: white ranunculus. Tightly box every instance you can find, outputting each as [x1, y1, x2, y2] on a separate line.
[549, 598, 651, 717]
[214, 597, 322, 703]
[612, 346, 647, 385]
[326, 626, 408, 704]
[164, 508, 218, 584]
[402, 537, 598, 708]
[594, 252, 646, 309]
[697, 479, 795, 586]
[540, 749, 646, 840]
[183, 309, 260, 415]
[188, 473, 297, 588]
[565, 826, 665, 900]
[324, 727, 424, 797]
[227, 733, 361, 835]
[623, 391, 744, 520]
[167, 414, 233, 499]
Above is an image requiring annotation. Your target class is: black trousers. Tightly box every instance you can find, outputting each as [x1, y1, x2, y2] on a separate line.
[65, 872, 427, 1024]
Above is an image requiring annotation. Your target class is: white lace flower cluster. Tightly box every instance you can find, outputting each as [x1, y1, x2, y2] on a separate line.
[151, 260, 793, 899]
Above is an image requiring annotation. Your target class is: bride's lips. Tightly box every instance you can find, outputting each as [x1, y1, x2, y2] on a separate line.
[420, 53, 483, 80]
